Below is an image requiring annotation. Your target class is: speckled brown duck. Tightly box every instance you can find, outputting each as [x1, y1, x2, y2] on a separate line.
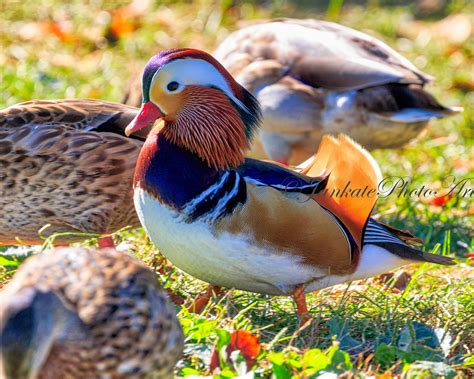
[123, 19, 462, 165]
[0, 99, 151, 246]
[0, 247, 183, 379]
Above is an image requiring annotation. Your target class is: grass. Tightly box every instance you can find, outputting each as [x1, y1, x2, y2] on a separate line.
[1, 0, 473, 377]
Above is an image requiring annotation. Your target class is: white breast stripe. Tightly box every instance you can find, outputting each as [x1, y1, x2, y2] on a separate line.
[181, 172, 230, 214]
[181, 171, 244, 223]
[205, 174, 241, 222]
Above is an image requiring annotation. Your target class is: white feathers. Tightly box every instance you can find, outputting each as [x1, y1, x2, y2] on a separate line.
[134, 188, 328, 296]
[135, 188, 413, 296]
[152, 57, 250, 113]
[375, 107, 463, 123]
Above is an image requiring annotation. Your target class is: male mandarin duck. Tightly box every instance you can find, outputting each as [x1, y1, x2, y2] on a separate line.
[211, 18, 462, 164]
[0, 247, 183, 379]
[125, 48, 455, 321]
[0, 99, 152, 247]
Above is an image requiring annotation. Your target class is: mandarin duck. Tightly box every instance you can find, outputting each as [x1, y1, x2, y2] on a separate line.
[211, 18, 462, 164]
[0, 99, 152, 247]
[125, 48, 455, 321]
[0, 247, 183, 379]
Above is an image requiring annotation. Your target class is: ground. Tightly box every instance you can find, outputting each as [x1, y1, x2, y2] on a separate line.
[0, 0, 473, 377]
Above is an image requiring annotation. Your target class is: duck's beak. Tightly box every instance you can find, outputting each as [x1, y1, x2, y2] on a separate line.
[125, 102, 163, 136]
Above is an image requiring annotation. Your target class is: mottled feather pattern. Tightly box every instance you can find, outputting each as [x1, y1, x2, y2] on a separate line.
[0, 100, 145, 244]
[0, 248, 183, 378]
[1, 99, 139, 133]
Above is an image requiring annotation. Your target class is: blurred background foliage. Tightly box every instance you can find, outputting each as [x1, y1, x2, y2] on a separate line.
[0, 1, 472, 376]
[1, 0, 472, 253]
[1, 0, 472, 107]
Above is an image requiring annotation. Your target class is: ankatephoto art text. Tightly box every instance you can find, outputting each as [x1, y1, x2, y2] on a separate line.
[290, 176, 473, 200]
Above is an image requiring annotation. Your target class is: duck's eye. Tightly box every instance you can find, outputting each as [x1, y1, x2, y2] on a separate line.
[167, 81, 179, 91]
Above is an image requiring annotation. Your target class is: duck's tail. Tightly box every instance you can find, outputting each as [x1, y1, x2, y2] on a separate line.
[364, 218, 455, 265]
[297, 134, 455, 267]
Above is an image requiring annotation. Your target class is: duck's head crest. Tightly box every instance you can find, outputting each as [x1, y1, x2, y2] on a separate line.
[125, 48, 261, 169]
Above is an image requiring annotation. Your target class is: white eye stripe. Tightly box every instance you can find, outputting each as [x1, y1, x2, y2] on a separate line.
[151, 58, 251, 113]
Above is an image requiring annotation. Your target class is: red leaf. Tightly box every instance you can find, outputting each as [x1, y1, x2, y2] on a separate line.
[107, 0, 151, 40]
[377, 271, 412, 292]
[110, 9, 135, 38]
[430, 194, 453, 207]
[209, 329, 261, 373]
[226, 330, 260, 368]
[209, 347, 220, 373]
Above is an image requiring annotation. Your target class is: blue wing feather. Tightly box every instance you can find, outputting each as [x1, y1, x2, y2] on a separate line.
[237, 158, 328, 194]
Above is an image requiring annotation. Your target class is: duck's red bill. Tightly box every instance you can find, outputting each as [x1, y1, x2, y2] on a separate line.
[125, 102, 163, 136]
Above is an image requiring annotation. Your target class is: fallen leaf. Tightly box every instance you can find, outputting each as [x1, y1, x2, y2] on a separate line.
[209, 347, 220, 373]
[210, 329, 261, 373]
[106, 0, 152, 41]
[375, 373, 393, 379]
[109, 9, 135, 39]
[429, 194, 453, 207]
[452, 78, 474, 92]
[377, 270, 412, 292]
[227, 330, 261, 369]
[44, 20, 75, 43]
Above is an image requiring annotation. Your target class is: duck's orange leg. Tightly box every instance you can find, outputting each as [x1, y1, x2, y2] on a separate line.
[291, 285, 311, 327]
[187, 285, 222, 314]
[98, 236, 115, 249]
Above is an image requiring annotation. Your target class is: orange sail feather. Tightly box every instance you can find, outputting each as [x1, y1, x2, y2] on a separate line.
[301, 135, 381, 251]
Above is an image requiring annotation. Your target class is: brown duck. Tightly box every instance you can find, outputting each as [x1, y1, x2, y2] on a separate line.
[0, 247, 183, 378]
[0, 99, 151, 246]
[212, 18, 462, 164]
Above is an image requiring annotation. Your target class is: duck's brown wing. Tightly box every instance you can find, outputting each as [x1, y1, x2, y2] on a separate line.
[0, 99, 153, 140]
[279, 18, 431, 88]
[0, 100, 146, 244]
[215, 19, 461, 121]
[215, 18, 430, 92]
